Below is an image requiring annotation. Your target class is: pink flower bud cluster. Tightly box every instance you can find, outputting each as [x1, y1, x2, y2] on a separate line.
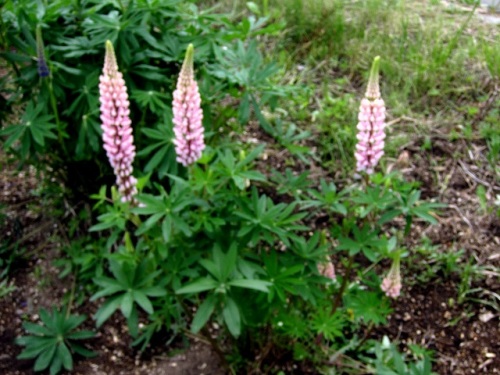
[317, 259, 336, 280]
[354, 56, 386, 174]
[99, 41, 137, 203]
[381, 258, 401, 299]
[172, 44, 205, 166]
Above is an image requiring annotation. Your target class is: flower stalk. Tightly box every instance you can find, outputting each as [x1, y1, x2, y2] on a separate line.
[37, 25, 65, 150]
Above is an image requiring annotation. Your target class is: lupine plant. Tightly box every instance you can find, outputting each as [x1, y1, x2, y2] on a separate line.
[0, 0, 286, 196]
[1, 1, 441, 374]
[15, 309, 95, 375]
[87, 50, 441, 372]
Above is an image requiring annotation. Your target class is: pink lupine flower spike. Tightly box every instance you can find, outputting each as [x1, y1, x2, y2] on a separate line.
[99, 40, 137, 203]
[172, 44, 205, 166]
[354, 56, 386, 175]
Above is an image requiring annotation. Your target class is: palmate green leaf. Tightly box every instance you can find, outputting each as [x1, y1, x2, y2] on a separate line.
[16, 307, 94, 374]
[133, 194, 166, 215]
[345, 291, 392, 325]
[72, 343, 96, 358]
[17, 337, 57, 359]
[57, 342, 73, 371]
[133, 290, 154, 315]
[238, 91, 250, 124]
[310, 308, 344, 341]
[378, 209, 402, 225]
[49, 353, 62, 375]
[109, 259, 133, 287]
[131, 90, 169, 114]
[121, 292, 134, 318]
[223, 297, 241, 337]
[236, 188, 307, 246]
[39, 309, 56, 331]
[145, 145, 170, 173]
[220, 245, 238, 281]
[127, 305, 139, 338]
[34, 345, 57, 372]
[135, 261, 162, 287]
[52, 36, 99, 58]
[90, 283, 124, 300]
[65, 330, 95, 340]
[51, 61, 83, 76]
[135, 212, 163, 235]
[239, 170, 266, 181]
[191, 294, 217, 334]
[133, 64, 168, 82]
[142, 286, 167, 297]
[412, 203, 444, 224]
[1, 51, 32, 63]
[89, 210, 126, 232]
[199, 259, 221, 281]
[22, 322, 53, 336]
[228, 279, 271, 292]
[161, 215, 172, 242]
[172, 216, 192, 237]
[176, 278, 219, 294]
[76, 114, 101, 157]
[232, 175, 247, 190]
[138, 121, 177, 176]
[140, 126, 171, 141]
[27, 117, 57, 147]
[62, 314, 87, 333]
[337, 226, 386, 261]
[0, 124, 26, 149]
[95, 295, 123, 327]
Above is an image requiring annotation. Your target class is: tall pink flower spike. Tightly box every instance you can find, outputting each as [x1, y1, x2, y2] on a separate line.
[99, 40, 137, 203]
[354, 56, 386, 174]
[172, 44, 205, 166]
[381, 255, 402, 299]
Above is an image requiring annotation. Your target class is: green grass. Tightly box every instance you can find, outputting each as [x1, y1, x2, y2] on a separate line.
[203, 0, 499, 176]
[259, 0, 498, 172]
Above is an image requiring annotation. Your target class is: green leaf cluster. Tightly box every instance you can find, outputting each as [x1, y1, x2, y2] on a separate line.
[16, 309, 95, 375]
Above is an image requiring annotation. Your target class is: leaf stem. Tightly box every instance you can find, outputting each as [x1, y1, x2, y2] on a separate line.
[331, 255, 354, 316]
[355, 322, 374, 349]
[65, 267, 78, 318]
[46, 77, 66, 154]
[175, 295, 230, 370]
[117, 0, 126, 13]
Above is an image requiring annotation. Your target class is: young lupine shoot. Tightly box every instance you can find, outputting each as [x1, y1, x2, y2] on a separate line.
[381, 254, 402, 298]
[354, 56, 386, 174]
[172, 44, 205, 166]
[99, 40, 137, 203]
[36, 25, 49, 78]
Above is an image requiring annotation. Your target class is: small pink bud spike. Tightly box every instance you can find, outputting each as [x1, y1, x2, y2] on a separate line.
[354, 56, 386, 175]
[172, 44, 205, 166]
[99, 40, 137, 203]
[317, 258, 336, 280]
[381, 256, 402, 299]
